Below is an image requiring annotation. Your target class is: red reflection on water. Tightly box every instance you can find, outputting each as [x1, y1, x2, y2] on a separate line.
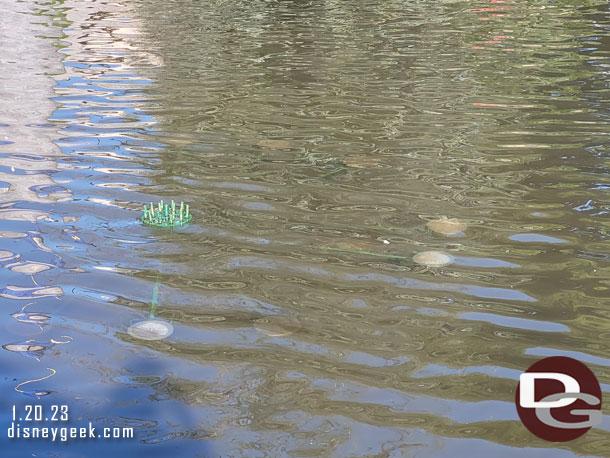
[472, 7, 513, 12]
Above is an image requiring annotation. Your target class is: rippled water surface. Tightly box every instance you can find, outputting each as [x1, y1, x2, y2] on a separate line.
[1, 0, 609, 456]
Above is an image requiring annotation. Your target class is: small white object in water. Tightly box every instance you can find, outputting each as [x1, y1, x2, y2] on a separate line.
[426, 217, 467, 236]
[413, 250, 453, 267]
[382, 239, 390, 245]
[3, 344, 45, 352]
[127, 319, 173, 340]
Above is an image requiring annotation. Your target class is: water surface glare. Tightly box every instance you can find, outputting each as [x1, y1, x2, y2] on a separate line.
[1, 0, 609, 456]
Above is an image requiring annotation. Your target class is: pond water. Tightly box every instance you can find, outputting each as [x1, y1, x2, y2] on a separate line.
[1, 0, 609, 456]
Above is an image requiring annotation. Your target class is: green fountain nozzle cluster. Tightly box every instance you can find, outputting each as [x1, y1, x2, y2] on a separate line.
[141, 200, 191, 228]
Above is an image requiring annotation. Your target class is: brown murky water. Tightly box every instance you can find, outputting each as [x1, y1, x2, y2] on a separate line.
[1, 0, 609, 456]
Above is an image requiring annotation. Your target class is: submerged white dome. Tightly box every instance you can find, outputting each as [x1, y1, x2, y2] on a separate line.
[127, 319, 174, 341]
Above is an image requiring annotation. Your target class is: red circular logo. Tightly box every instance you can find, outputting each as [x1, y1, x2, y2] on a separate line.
[516, 356, 602, 441]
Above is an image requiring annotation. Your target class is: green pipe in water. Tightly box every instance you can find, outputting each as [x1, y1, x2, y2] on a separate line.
[149, 282, 160, 318]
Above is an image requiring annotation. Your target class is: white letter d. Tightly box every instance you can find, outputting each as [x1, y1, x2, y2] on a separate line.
[520, 372, 580, 408]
